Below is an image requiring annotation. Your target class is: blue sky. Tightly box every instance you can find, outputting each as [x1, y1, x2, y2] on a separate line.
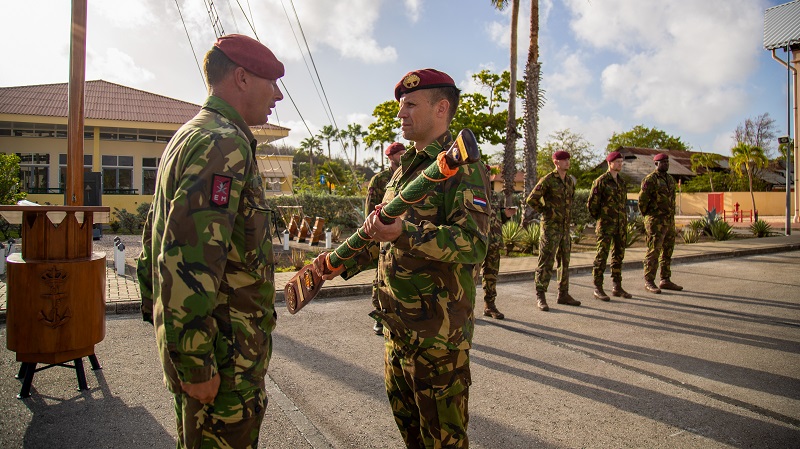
[0, 0, 791, 163]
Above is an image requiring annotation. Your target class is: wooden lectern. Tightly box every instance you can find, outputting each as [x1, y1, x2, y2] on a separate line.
[0, 205, 109, 398]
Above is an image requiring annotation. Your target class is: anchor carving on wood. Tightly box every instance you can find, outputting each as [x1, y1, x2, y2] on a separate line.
[39, 265, 72, 328]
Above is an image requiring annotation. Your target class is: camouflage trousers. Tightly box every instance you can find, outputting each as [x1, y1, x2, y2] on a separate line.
[643, 216, 676, 282]
[481, 230, 502, 304]
[173, 387, 267, 449]
[535, 226, 571, 293]
[384, 338, 471, 449]
[593, 224, 627, 286]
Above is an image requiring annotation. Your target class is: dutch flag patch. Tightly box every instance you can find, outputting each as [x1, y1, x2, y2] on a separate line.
[473, 196, 487, 207]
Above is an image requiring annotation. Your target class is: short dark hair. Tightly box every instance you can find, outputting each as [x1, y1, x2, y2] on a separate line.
[203, 47, 239, 86]
[426, 86, 460, 122]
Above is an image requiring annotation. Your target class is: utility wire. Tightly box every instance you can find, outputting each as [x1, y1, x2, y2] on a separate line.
[174, 0, 206, 90]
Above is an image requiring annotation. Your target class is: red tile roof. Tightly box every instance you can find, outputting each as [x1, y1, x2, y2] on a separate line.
[0, 80, 287, 132]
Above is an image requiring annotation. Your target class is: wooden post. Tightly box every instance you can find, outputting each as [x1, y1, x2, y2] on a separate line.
[66, 0, 87, 206]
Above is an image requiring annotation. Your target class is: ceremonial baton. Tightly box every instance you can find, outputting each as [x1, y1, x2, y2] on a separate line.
[285, 129, 481, 314]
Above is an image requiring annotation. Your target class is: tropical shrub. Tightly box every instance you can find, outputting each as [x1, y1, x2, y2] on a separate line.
[518, 222, 541, 254]
[708, 219, 734, 241]
[682, 227, 700, 244]
[501, 220, 523, 255]
[571, 223, 587, 244]
[749, 219, 773, 238]
[625, 221, 642, 247]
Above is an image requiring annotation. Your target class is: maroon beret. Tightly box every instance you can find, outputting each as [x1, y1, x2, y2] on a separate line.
[384, 142, 406, 156]
[654, 153, 669, 162]
[394, 68, 457, 101]
[553, 150, 571, 161]
[214, 34, 284, 80]
[606, 151, 622, 162]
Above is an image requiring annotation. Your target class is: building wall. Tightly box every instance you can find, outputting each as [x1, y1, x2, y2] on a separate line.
[628, 191, 796, 217]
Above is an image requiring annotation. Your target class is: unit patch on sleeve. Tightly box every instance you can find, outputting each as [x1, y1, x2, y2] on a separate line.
[211, 174, 233, 207]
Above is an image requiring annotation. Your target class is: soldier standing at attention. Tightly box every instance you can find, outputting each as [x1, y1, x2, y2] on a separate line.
[320, 68, 491, 448]
[137, 34, 283, 448]
[525, 150, 581, 311]
[639, 153, 683, 294]
[587, 151, 633, 301]
[365, 142, 406, 334]
[481, 187, 517, 319]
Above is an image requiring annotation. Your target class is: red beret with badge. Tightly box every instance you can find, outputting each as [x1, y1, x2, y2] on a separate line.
[606, 151, 622, 162]
[553, 150, 571, 161]
[394, 68, 457, 101]
[214, 34, 285, 80]
[654, 153, 669, 162]
[384, 142, 406, 156]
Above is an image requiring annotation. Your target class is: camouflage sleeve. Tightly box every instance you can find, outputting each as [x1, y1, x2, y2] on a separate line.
[340, 241, 379, 280]
[391, 164, 490, 265]
[525, 177, 547, 213]
[587, 177, 601, 220]
[137, 205, 154, 324]
[161, 132, 251, 384]
[638, 175, 652, 216]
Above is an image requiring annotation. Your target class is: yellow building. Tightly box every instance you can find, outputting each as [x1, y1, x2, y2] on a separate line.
[0, 80, 292, 214]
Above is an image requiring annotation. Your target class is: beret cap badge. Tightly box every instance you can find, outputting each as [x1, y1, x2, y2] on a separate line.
[403, 74, 421, 89]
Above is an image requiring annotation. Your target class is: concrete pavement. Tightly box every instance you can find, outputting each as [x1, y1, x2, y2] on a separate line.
[1, 247, 798, 448]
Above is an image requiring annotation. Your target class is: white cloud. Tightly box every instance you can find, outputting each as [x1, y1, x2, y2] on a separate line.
[565, 0, 764, 134]
[539, 104, 623, 153]
[404, 0, 423, 23]
[546, 52, 592, 100]
[88, 48, 155, 85]
[93, 1, 158, 28]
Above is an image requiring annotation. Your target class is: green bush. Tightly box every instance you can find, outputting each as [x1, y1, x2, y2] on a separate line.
[749, 219, 773, 238]
[518, 222, 541, 254]
[709, 219, 734, 241]
[501, 220, 523, 255]
[113, 207, 140, 234]
[682, 227, 700, 244]
[571, 189, 591, 225]
[571, 223, 587, 244]
[625, 221, 642, 248]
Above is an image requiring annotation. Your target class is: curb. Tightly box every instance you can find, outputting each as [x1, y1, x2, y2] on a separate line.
[1, 242, 798, 324]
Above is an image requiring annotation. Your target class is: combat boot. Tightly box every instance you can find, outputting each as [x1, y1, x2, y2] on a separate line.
[557, 291, 581, 306]
[644, 279, 662, 294]
[536, 291, 549, 312]
[372, 321, 384, 335]
[593, 284, 610, 301]
[659, 279, 683, 291]
[484, 301, 505, 319]
[611, 281, 633, 299]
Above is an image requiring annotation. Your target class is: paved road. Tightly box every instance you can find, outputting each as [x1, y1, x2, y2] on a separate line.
[1, 252, 799, 448]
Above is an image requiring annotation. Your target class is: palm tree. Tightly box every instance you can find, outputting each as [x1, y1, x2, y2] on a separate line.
[689, 152, 722, 192]
[346, 123, 367, 167]
[521, 0, 546, 224]
[491, 0, 520, 209]
[318, 125, 337, 160]
[300, 136, 321, 180]
[729, 143, 768, 219]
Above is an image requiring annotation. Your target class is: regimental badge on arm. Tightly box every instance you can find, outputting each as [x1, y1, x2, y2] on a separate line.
[211, 174, 233, 207]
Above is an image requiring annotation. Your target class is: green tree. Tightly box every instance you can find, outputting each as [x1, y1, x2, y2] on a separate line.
[606, 125, 689, 152]
[345, 123, 366, 167]
[729, 143, 769, 218]
[491, 0, 521, 209]
[0, 153, 26, 205]
[365, 101, 400, 172]
[522, 0, 545, 222]
[689, 152, 722, 192]
[538, 129, 598, 187]
[299, 136, 321, 179]
[318, 125, 338, 160]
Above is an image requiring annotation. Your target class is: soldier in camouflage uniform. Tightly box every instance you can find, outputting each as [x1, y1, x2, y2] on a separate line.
[481, 189, 517, 319]
[365, 142, 406, 334]
[525, 150, 581, 311]
[321, 69, 490, 448]
[638, 153, 683, 294]
[587, 151, 633, 301]
[137, 34, 283, 449]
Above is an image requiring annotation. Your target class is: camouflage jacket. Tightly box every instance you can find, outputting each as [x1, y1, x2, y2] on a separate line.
[365, 168, 393, 217]
[341, 133, 491, 351]
[137, 96, 276, 394]
[587, 171, 628, 229]
[638, 170, 676, 219]
[525, 168, 575, 232]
